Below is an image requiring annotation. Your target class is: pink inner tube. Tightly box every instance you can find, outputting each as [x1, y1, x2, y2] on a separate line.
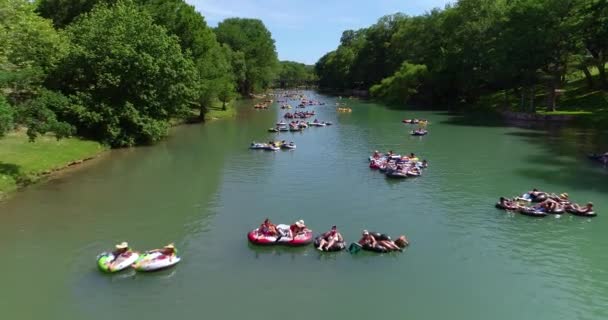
[248, 228, 313, 246]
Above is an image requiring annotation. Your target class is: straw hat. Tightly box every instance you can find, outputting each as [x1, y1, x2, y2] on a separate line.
[164, 243, 175, 249]
[115, 242, 128, 249]
[363, 230, 369, 235]
[560, 193, 569, 198]
[295, 220, 305, 228]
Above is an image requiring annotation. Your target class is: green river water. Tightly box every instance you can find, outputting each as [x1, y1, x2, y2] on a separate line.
[1, 91, 607, 319]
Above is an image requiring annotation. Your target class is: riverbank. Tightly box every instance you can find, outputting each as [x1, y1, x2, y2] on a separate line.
[0, 99, 239, 200]
[0, 129, 107, 200]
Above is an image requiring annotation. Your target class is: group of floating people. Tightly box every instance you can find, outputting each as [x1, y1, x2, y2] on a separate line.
[402, 118, 429, 136]
[96, 242, 180, 273]
[249, 218, 409, 253]
[496, 189, 597, 217]
[588, 152, 608, 166]
[250, 140, 296, 151]
[284, 111, 316, 119]
[369, 151, 429, 179]
[298, 98, 325, 107]
[253, 99, 274, 110]
[268, 119, 332, 133]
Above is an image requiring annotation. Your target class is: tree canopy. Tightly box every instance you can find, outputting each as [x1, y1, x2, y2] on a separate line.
[49, 1, 199, 146]
[316, 0, 608, 111]
[1, 0, 278, 146]
[215, 18, 278, 94]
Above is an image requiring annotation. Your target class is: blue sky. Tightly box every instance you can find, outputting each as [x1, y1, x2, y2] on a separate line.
[187, 0, 452, 65]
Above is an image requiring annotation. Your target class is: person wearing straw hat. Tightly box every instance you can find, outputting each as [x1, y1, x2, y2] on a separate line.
[149, 243, 176, 256]
[111, 242, 130, 257]
[290, 219, 307, 239]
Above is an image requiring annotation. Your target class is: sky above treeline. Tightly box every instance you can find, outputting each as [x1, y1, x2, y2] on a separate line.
[187, 0, 452, 65]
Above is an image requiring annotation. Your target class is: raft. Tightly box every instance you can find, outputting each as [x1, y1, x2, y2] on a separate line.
[411, 130, 428, 136]
[566, 208, 597, 217]
[519, 207, 548, 218]
[248, 225, 313, 246]
[97, 251, 139, 273]
[314, 236, 346, 252]
[132, 252, 181, 272]
[495, 202, 519, 211]
[386, 170, 407, 178]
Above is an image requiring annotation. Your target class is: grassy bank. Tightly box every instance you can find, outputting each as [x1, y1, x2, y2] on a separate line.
[0, 130, 107, 199]
[205, 100, 236, 121]
[473, 67, 608, 126]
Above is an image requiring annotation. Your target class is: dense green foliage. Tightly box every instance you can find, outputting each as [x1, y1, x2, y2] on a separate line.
[275, 61, 317, 88]
[48, 1, 199, 146]
[0, 0, 72, 138]
[2, 0, 279, 147]
[215, 18, 278, 95]
[316, 0, 608, 111]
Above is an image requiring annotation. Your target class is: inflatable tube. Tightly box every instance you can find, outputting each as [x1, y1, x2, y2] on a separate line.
[386, 170, 407, 178]
[519, 207, 548, 218]
[268, 128, 279, 133]
[566, 208, 597, 217]
[532, 194, 547, 203]
[281, 144, 296, 150]
[248, 227, 313, 246]
[132, 252, 180, 272]
[314, 236, 346, 252]
[406, 170, 421, 177]
[548, 207, 565, 214]
[250, 143, 266, 150]
[349, 242, 388, 253]
[369, 232, 391, 241]
[97, 251, 139, 273]
[495, 202, 519, 211]
[411, 130, 428, 136]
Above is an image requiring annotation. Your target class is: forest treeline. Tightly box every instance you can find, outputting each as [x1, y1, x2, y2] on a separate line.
[315, 0, 608, 111]
[0, 0, 288, 147]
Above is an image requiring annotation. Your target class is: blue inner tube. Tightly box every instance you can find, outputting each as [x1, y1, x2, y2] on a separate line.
[314, 236, 346, 252]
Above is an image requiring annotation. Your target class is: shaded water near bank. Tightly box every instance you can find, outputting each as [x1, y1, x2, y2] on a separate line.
[1, 92, 607, 319]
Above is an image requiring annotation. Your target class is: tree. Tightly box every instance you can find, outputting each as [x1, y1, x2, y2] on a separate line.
[276, 61, 316, 88]
[0, 0, 72, 139]
[36, 0, 116, 28]
[214, 18, 278, 94]
[137, 0, 235, 119]
[578, 0, 608, 89]
[369, 62, 428, 104]
[50, 0, 199, 147]
[0, 96, 13, 137]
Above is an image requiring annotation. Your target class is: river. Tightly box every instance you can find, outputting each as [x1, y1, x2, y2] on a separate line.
[1, 91, 607, 319]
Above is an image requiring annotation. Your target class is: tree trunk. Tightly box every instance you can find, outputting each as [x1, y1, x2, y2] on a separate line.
[581, 65, 594, 89]
[597, 61, 607, 89]
[222, 101, 226, 111]
[199, 105, 206, 122]
[529, 85, 535, 113]
[520, 87, 525, 112]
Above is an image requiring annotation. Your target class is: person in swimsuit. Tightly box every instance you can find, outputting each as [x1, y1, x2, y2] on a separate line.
[316, 226, 343, 251]
[358, 230, 377, 247]
[260, 218, 278, 236]
[289, 220, 307, 238]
